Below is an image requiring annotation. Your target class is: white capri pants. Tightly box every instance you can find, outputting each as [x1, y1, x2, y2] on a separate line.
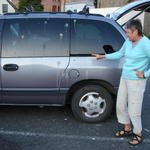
[116, 78, 147, 134]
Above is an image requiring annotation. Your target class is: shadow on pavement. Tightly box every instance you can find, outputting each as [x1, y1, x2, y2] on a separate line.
[0, 136, 21, 150]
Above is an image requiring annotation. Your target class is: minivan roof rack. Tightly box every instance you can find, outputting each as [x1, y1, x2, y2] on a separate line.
[78, 5, 89, 15]
[23, 5, 34, 13]
[3, 11, 104, 17]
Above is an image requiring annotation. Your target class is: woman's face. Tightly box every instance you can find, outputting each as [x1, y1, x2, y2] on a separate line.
[125, 28, 138, 42]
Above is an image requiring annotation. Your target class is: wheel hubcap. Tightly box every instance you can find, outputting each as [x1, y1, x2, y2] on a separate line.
[79, 92, 106, 118]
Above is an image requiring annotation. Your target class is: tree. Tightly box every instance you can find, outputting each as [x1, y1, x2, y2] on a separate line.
[19, 0, 43, 12]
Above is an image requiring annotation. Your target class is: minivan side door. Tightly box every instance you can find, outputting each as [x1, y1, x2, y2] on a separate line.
[64, 17, 125, 90]
[1, 17, 70, 105]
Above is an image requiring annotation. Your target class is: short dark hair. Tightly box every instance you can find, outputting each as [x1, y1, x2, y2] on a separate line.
[125, 19, 143, 36]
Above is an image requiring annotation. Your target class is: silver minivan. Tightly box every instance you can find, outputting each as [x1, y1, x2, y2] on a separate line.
[0, 0, 150, 122]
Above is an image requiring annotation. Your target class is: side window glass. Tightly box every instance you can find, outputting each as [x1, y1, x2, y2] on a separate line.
[2, 18, 69, 57]
[0, 20, 3, 32]
[0, 20, 4, 54]
[71, 19, 124, 55]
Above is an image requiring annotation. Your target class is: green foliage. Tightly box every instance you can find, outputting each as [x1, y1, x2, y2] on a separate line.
[18, 0, 43, 12]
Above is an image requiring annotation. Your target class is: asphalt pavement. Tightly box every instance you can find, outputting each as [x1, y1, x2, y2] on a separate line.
[0, 92, 150, 150]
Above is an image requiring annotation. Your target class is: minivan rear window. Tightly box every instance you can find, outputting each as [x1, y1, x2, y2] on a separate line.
[71, 19, 124, 55]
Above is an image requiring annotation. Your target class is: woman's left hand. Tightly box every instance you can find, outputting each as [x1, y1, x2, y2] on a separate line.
[134, 70, 145, 78]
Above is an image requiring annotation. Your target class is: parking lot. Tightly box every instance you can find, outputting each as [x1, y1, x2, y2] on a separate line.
[0, 91, 150, 150]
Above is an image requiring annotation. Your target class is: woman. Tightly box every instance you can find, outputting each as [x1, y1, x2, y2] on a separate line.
[92, 19, 150, 146]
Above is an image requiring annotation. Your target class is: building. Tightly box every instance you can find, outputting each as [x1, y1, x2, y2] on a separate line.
[12, 0, 62, 12]
[96, 0, 134, 8]
[41, 0, 61, 12]
[65, 0, 94, 12]
[0, 0, 16, 14]
[11, 0, 19, 7]
[11, 0, 94, 12]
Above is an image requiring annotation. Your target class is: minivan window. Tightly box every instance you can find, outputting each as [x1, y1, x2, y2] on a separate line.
[0, 19, 4, 53]
[2, 18, 69, 57]
[71, 19, 124, 55]
[0, 20, 3, 31]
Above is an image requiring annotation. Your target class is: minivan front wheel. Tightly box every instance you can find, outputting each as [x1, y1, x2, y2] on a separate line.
[71, 85, 113, 123]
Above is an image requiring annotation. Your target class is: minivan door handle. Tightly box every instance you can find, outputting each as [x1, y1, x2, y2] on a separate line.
[3, 64, 19, 71]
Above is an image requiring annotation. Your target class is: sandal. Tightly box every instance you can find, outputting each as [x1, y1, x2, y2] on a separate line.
[129, 133, 142, 146]
[115, 128, 132, 137]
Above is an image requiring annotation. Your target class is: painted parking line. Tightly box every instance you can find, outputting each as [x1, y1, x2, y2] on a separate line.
[0, 130, 150, 143]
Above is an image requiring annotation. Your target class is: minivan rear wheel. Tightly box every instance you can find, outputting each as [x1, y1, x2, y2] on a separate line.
[71, 85, 113, 123]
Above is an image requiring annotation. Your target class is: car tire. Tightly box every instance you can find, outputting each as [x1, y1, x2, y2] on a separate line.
[71, 85, 113, 123]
